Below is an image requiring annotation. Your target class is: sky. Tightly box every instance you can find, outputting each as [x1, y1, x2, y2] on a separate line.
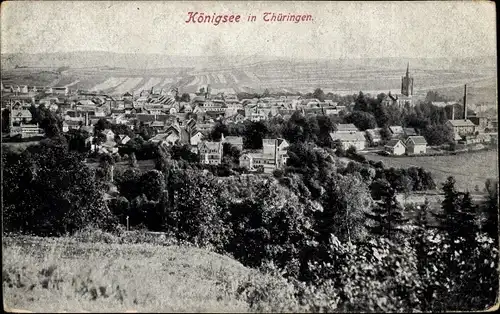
[1, 1, 496, 59]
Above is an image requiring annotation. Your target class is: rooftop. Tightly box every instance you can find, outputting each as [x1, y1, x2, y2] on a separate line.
[11, 109, 32, 117]
[389, 126, 404, 134]
[199, 141, 223, 151]
[223, 136, 243, 145]
[366, 128, 382, 138]
[336, 123, 358, 132]
[403, 128, 418, 136]
[385, 139, 405, 148]
[447, 119, 476, 127]
[329, 131, 366, 142]
[406, 136, 428, 145]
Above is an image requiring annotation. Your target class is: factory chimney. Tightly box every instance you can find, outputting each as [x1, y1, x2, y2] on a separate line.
[463, 84, 467, 121]
[451, 105, 455, 120]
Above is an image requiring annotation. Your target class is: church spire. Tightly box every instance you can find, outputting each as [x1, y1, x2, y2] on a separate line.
[401, 62, 413, 97]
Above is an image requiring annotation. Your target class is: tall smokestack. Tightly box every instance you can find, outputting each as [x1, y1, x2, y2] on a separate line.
[452, 105, 455, 120]
[463, 84, 467, 121]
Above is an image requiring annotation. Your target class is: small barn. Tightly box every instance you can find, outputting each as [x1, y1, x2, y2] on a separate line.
[405, 136, 428, 155]
[384, 139, 406, 156]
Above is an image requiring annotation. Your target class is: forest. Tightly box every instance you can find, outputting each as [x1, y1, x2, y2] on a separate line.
[2, 90, 498, 311]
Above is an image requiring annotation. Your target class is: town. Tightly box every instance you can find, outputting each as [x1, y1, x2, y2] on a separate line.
[1, 63, 497, 177]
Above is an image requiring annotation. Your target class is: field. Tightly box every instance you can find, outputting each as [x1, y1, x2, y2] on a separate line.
[365, 149, 498, 192]
[4, 67, 495, 100]
[85, 159, 157, 173]
[2, 141, 41, 154]
[3, 233, 278, 313]
[2, 54, 496, 101]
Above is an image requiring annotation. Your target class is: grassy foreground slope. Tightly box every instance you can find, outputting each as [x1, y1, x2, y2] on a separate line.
[3, 234, 286, 313]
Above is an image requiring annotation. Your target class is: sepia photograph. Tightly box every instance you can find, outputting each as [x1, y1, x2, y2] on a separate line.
[1, 0, 498, 312]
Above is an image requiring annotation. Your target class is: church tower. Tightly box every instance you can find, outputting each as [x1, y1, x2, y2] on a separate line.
[401, 62, 414, 97]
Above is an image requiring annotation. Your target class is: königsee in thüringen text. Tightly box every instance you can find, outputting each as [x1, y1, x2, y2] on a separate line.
[185, 12, 313, 25]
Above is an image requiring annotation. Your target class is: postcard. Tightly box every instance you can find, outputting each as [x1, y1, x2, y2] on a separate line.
[2, 1, 498, 312]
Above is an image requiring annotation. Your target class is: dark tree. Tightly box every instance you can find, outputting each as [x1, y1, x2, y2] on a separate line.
[316, 115, 337, 147]
[94, 118, 112, 133]
[115, 168, 142, 201]
[482, 179, 499, 242]
[210, 121, 229, 141]
[434, 177, 478, 254]
[2, 108, 10, 132]
[136, 122, 156, 141]
[223, 143, 241, 165]
[2, 139, 116, 235]
[317, 175, 372, 243]
[422, 124, 454, 146]
[345, 111, 377, 131]
[312, 88, 326, 102]
[180, 93, 191, 102]
[170, 144, 199, 163]
[243, 121, 269, 149]
[380, 127, 392, 142]
[65, 128, 90, 153]
[373, 102, 390, 128]
[366, 184, 408, 240]
[139, 170, 166, 201]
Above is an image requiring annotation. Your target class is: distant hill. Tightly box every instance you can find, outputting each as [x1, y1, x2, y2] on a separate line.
[1, 52, 496, 104]
[1, 51, 231, 70]
[1, 52, 495, 72]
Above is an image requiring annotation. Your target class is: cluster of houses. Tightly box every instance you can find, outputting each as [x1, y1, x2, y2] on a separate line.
[384, 136, 428, 156]
[239, 138, 289, 173]
[326, 85, 497, 156]
[7, 107, 45, 138]
[328, 123, 430, 156]
[150, 125, 289, 174]
[428, 87, 498, 145]
[2, 78, 496, 160]
[445, 116, 497, 145]
[444, 85, 497, 145]
[1, 81, 349, 138]
[381, 126, 429, 156]
[87, 128, 131, 155]
[1, 81, 294, 173]
[1, 82, 69, 96]
[329, 119, 496, 157]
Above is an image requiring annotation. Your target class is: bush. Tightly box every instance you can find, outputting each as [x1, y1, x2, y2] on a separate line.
[235, 269, 304, 312]
[72, 226, 120, 244]
[2, 140, 117, 236]
[226, 181, 314, 274]
[306, 235, 423, 312]
[273, 169, 284, 178]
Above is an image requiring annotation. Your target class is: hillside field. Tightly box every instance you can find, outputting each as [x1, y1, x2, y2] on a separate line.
[2, 53, 496, 103]
[3, 233, 286, 313]
[2, 141, 42, 154]
[364, 149, 498, 192]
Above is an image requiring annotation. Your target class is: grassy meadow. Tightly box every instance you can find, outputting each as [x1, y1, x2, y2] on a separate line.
[3, 231, 298, 313]
[2, 141, 42, 154]
[365, 149, 498, 191]
[85, 159, 157, 174]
